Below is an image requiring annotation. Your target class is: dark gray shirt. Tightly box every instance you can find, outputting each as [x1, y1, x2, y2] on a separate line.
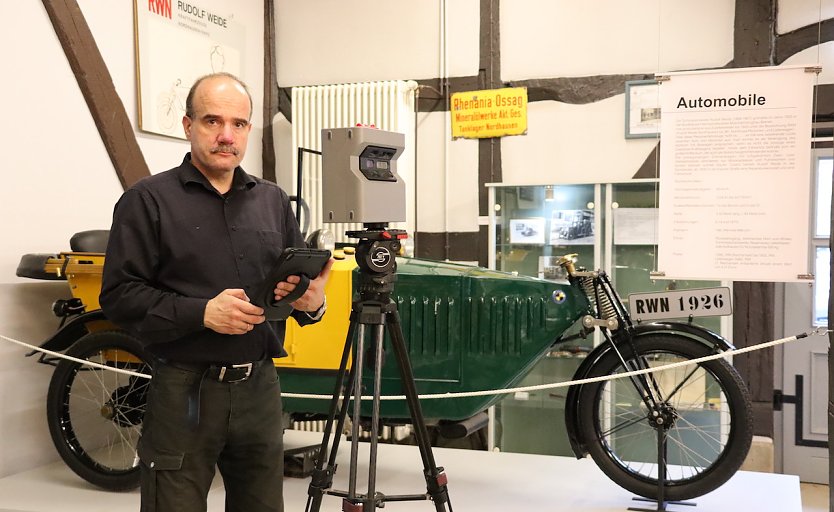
[100, 153, 314, 364]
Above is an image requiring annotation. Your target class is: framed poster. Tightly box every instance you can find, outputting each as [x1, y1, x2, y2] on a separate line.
[134, 0, 245, 139]
[625, 80, 661, 139]
[656, 66, 814, 281]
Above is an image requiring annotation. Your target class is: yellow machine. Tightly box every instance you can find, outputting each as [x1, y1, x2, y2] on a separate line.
[281, 252, 355, 370]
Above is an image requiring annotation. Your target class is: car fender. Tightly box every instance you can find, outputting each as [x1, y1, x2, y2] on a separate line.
[38, 310, 117, 353]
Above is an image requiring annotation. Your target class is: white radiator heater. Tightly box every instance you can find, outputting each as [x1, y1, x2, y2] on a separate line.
[291, 80, 418, 244]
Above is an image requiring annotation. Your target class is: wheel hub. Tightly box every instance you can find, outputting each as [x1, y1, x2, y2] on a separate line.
[648, 403, 678, 431]
[99, 404, 114, 420]
[103, 385, 146, 427]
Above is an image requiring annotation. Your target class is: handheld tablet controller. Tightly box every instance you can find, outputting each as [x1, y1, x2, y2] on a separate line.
[253, 247, 331, 321]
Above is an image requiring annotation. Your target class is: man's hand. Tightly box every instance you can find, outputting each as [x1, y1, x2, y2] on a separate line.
[274, 258, 334, 312]
[204, 289, 266, 335]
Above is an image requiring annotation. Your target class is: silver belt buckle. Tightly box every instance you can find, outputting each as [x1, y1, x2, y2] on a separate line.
[218, 362, 253, 383]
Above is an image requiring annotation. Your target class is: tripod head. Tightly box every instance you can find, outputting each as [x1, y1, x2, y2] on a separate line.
[347, 223, 407, 304]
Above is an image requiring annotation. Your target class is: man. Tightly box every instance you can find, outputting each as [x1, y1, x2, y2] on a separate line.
[100, 72, 332, 512]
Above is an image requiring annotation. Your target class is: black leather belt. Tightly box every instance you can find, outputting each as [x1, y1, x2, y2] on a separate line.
[212, 363, 254, 383]
[160, 359, 262, 383]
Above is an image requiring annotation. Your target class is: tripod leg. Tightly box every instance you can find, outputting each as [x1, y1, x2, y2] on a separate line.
[347, 324, 367, 500]
[385, 312, 452, 512]
[364, 324, 386, 512]
[307, 320, 359, 512]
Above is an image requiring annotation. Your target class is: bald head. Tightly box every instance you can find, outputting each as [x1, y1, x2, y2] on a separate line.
[185, 72, 253, 121]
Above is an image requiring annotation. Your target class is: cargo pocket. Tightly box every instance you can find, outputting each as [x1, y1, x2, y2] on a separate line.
[138, 441, 184, 512]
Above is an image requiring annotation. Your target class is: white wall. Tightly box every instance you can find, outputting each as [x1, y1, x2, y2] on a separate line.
[500, 0, 734, 79]
[778, 0, 834, 33]
[0, 0, 264, 478]
[276, 0, 480, 85]
[274, 0, 739, 239]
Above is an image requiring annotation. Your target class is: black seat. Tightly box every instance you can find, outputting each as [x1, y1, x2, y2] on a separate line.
[16, 253, 64, 280]
[70, 230, 110, 253]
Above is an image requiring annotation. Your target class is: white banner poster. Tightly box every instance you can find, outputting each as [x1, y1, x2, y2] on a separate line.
[657, 66, 816, 282]
[135, 0, 245, 139]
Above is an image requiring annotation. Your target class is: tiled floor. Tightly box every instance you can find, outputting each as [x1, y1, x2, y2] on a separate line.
[801, 482, 829, 512]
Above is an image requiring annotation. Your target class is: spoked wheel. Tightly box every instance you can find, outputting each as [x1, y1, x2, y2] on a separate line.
[46, 330, 151, 490]
[577, 334, 753, 501]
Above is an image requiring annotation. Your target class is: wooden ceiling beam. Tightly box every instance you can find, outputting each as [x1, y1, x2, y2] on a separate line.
[42, 0, 150, 190]
[262, 0, 278, 183]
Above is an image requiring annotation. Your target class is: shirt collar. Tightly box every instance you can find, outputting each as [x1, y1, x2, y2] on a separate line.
[178, 153, 257, 193]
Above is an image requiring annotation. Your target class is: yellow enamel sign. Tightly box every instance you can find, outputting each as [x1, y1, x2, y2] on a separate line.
[451, 87, 528, 139]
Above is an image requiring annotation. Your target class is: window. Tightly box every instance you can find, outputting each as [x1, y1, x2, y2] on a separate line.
[812, 155, 831, 326]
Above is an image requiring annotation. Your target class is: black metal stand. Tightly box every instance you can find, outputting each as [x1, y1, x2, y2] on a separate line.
[628, 421, 695, 511]
[305, 225, 452, 512]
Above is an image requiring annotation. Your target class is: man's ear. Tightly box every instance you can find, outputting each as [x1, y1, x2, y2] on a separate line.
[182, 116, 192, 140]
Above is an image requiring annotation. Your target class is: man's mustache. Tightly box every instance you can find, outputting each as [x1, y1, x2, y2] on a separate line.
[210, 145, 239, 155]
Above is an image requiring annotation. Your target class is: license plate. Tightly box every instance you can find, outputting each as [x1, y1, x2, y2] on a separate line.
[627, 287, 732, 321]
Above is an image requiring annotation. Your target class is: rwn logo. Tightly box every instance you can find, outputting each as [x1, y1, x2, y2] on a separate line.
[148, 0, 172, 19]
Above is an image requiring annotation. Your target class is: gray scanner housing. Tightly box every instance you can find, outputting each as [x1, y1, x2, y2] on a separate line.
[321, 127, 406, 223]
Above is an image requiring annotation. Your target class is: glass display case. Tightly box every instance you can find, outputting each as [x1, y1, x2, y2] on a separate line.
[488, 181, 729, 456]
[492, 184, 598, 280]
[489, 183, 598, 456]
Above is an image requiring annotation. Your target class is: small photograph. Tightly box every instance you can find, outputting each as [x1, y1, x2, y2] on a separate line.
[509, 218, 546, 245]
[550, 209, 595, 245]
[538, 255, 568, 281]
[625, 80, 661, 139]
[641, 107, 661, 123]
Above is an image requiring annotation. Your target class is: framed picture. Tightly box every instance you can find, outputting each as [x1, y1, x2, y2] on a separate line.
[549, 209, 595, 245]
[625, 80, 661, 139]
[509, 218, 546, 245]
[134, 1, 245, 139]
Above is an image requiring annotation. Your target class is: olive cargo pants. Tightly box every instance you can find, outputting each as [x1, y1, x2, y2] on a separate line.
[138, 360, 284, 512]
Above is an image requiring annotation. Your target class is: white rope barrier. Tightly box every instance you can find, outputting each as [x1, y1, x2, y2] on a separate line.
[2, 327, 826, 401]
[1, 333, 150, 378]
[285, 328, 826, 400]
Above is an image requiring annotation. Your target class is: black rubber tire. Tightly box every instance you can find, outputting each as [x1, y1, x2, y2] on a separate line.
[577, 334, 753, 501]
[46, 330, 150, 491]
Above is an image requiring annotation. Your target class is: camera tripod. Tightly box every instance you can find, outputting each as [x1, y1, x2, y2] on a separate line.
[305, 224, 453, 512]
